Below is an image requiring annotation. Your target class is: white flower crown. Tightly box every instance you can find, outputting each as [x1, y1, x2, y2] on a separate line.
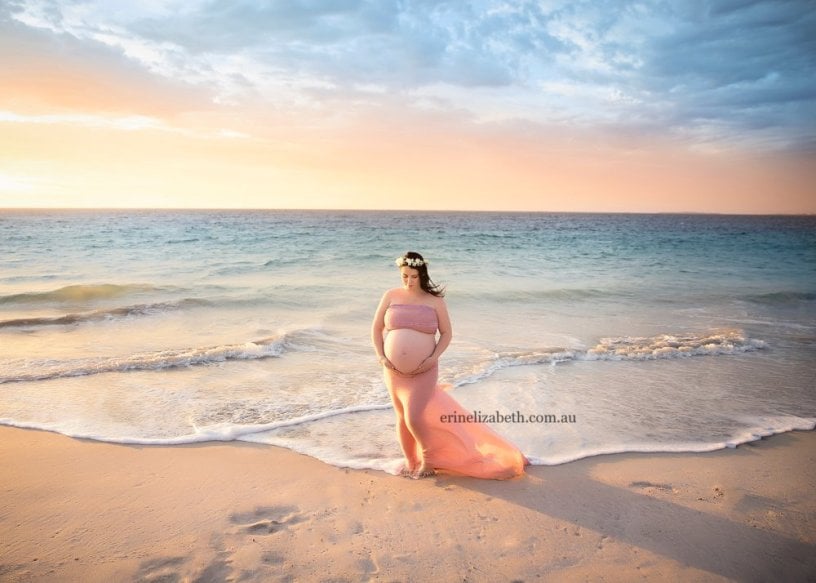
[395, 256, 429, 268]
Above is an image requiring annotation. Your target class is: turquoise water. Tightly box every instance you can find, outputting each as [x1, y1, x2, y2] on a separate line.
[1, 210, 814, 471]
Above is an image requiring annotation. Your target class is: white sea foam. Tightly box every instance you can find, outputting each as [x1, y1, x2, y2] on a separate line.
[5, 410, 811, 476]
[239, 412, 816, 472]
[451, 329, 766, 387]
[583, 329, 767, 361]
[523, 416, 816, 465]
[0, 403, 393, 445]
[0, 334, 289, 383]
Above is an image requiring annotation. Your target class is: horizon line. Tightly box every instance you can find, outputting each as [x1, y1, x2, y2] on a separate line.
[1, 207, 814, 217]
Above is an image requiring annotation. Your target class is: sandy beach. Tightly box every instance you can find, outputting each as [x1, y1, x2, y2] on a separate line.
[1, 427, 814, 582]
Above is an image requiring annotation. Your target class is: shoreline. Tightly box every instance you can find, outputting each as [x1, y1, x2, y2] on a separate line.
[2, 426, 815, 581]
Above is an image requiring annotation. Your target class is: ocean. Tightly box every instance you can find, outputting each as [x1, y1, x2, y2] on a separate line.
[1, 210, 814, 473]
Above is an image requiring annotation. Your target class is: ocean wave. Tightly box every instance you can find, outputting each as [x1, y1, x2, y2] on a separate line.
[453, 329, 766, 386]
[524, 416, 816, 465]
[272, 415, 816, 473]
[0, 334, 294, 384]
[741, 291, 816, 305]
[0, 283, 164, 304]
[262, 257, 303, 268]
[4, 414, 811, 475]
[0, 298, 210, 329]
[164, 237, 201, 245]
[583, 329, 767, 361]
[459, 287, 613, 303]
[0, 403, 394, 445]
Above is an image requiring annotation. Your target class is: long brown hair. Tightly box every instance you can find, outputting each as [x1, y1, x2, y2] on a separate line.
[400, 251, 445, 297]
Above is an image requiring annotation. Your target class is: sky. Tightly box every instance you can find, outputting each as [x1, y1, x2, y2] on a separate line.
[1, 0, 814, 213]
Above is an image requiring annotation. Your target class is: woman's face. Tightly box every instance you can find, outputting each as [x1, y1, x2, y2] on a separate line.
[400, 266, 420, 291]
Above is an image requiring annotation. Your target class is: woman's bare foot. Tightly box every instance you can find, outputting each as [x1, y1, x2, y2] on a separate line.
[399, 460, 419, 478]
[413, 464, 436, 479]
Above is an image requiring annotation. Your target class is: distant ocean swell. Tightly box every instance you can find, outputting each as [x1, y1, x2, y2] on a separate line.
[0, 298, 210, 329]
[5, 281, 812, 336]
[0, 281, 364, 324]
[0, 283, 168, 304]
[741, 291, 816, 305]
[3, 281, 813, 311]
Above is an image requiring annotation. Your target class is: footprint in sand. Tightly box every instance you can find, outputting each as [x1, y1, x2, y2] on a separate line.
[229, 505, 304, 536]
[629, 480, 676, 493]
[695, 486, 726, 503]
[134, 555, 187, 582]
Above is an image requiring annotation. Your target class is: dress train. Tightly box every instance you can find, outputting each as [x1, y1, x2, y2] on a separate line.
[384, 364, 527, 479]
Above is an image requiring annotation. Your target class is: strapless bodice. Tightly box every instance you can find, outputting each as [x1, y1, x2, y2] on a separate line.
[385, 304, 438, 334]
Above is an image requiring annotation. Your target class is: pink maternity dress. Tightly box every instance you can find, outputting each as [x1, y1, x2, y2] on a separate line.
[383, 303, 526, 479]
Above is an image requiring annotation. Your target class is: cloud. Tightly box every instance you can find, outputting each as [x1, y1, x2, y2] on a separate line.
[3, 0, 814, 151]
[0, 109, 249, 140]
[633, 0, 816, 149]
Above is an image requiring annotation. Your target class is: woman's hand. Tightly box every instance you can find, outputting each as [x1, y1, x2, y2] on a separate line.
[379, 356, 395, 370]
[408, 356, 438, 376]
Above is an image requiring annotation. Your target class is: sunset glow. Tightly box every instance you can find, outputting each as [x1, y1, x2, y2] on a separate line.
[1, 1, 814, 213]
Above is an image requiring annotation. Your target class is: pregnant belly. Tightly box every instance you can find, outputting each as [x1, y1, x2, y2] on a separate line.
[384, 329, 436, 374]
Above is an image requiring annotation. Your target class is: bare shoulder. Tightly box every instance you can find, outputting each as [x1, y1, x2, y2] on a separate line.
[381, 288, 401, 303]
[388, 287, 405, 298]
[428, 294, 451, 331]
[427, 294, 448, 311]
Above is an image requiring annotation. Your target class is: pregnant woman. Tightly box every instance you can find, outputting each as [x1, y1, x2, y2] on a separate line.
[371, 251, 527, 479]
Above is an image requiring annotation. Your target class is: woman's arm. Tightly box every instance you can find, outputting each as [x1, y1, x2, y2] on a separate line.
[371, 290, 393, 368]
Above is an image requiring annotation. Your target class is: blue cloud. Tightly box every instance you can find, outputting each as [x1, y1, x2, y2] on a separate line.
[3, 0, 814, 151]
[634, 0, 816, 148]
